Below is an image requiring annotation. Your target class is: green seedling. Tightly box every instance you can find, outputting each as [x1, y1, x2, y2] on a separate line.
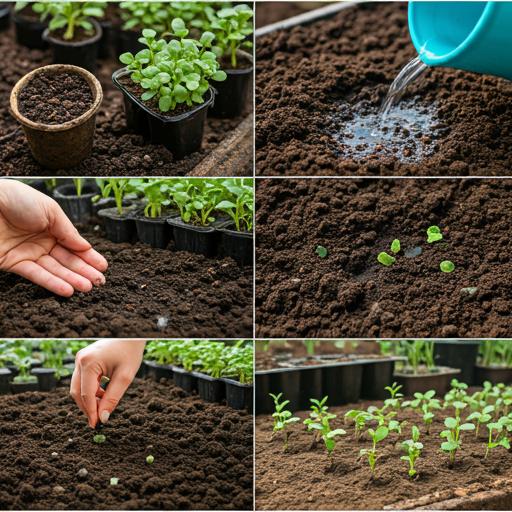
[345, 409, 373, 441]
[440, 401, 475, 467]
[378, 252, 395, 266]
[359, 426, 388, 475]
[306, 413, 346, 461]
[304, 396, 329, 441]
[485, 417, 512, 458]
[316, 246, 327, 258]
[269, 393, 300, 450]
[366, 406, 407, 435]
[391, 239, 400, 253]
[403, 390, 440, 412]
[110, 478, 119, 485]
[421, 400, 441, 435]
[384, 382, 403, 411]
[401, 426, 423, 477]
[93, 435, 106, 443]
[216, 178, 253, 232]
[146, 455, 154, 463]
[427, 226, 443, 243]
[440, 261, 455, 273]
[444, 380, 469, 406]
[467, 405, 494, 437]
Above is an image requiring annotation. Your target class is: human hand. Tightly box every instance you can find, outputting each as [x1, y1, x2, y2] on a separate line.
[0, 179, 108, 297]
[70, 339, 147, 428]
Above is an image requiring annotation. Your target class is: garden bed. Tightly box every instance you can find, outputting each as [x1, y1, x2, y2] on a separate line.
[0, 18, 252, 177]
[255, 178, 512, 338]
[0, 377, 253, 510]
[255, 2, 512, 176]
[255, 395, 512, 510]
[0, 220, 253, 338]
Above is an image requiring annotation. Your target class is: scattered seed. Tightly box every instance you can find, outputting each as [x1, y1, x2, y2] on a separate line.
[110, 478, 119, 485]
[146, 455, 154, 463]
[78, 468, 88, 478]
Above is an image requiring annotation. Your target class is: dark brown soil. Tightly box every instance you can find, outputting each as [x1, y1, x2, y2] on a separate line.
[255, 2, 512, 176]
[48, 25, 98, 44]
[255, 397, 512, 510]
[255, 178, 512, 338]
[255, 2, 331, 29]
[18, 73, 93, 124]
[0, 221, 253, 338]
[0, 18, 251, 176]
[219, 54, 253, 71]
[11, 4, 41, 21]
[0, 377, 253, 510]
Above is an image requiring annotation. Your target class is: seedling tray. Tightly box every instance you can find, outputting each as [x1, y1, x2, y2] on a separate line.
[394, 366, 461, 396]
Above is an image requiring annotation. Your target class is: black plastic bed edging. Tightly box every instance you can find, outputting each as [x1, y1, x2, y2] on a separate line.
[255, 357, 406, 415]
[144, 361, 173, 381]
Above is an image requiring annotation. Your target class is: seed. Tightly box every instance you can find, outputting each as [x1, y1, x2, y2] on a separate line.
[146, 455, 154, 463]
[78, 468, 88, 478]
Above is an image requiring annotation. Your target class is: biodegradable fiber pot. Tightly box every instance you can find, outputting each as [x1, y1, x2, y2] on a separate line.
[10, 381, 39, 394]
[208, 50, 253, 119]
[193, 372, 226, 403]
[112, 68, 214, 159]
[10, 7, 48, 49]
[53, 183, 98, 223]
[42, 18, 103, 74]
[172, 366, 198, 393]
[222, 378, 253, 411]
[0, 368, 12, 395]
[219, 229, 253, 268]
[98, 206, 138, 244]
[134, 211, 175, 249]
[31, 368, 57, 392]
[10, 64, 103, 170]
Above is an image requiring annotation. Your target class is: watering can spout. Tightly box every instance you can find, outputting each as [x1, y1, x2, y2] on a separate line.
[408, 1, 512, 81]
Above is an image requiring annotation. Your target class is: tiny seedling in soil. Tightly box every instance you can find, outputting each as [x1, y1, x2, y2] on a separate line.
[427, 226, 443, 243]
[345, 409, 373, 441]
[467, 405, 494, 437]
[403, 390, 440, 413]
[485, 417, 512, 458]
[316, 246, 327, 258]
[304, 396, 329, 442]
[440, 261, 455, 273]
[422, 402, 441, 435]
[110, 478, 119, 485]
[147, 455, 154, 463]
[269, 393, 300, 450]
[391, 239, 400, 253]
[401, 426, 423, 477]
[384, 382, 403, 411]
[93, 435, 106, 443]
[445, 380, 469, 405]
[440, 401, 475, 467]
[359, 426, 388, 475]
[378, 252, 395, 266]
[306, 412, 346, 461]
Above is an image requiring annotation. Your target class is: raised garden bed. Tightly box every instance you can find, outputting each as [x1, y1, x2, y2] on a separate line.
[255, 2, 512, 177]
[0, 220, 253, 338]
[255, 178, 512, 338]
[0, 377, 253, 510]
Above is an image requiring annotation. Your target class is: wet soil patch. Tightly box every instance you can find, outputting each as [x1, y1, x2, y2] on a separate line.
[255, 2, 512, 176]
[0, 378, 253, 510]
[0, 21, 250, 176]
[255, 178, 512, 338]
[18, 73, 93, 124]
[255, 2, 331, 29]
[0, 221, 253, 338]
[255, 397, 512, 510]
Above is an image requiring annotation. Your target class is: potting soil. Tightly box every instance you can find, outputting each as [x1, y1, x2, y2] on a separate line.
[256, 178, 512, 338]
[0, 378, 253, 510]
[256, 2, 512, 176]
[0, 221, 253, 338]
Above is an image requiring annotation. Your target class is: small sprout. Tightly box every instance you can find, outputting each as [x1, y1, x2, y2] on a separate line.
[427, 226, 443, 243]
[391, 239, 400, 253]
[110, 478, 119, 485]
[93, 435, 106, 443]
[100, 376, 110, 385]
[270, 393, 300, 450]
[440, 261, 455, 273]
[440, 402, 474, 467]
[467, 405, 494, 437]
[359, 426, 388, 475]
[378, 252, 395, 266]
[306, 406, 346, 461]
[384, 382, 403, 411]
[146, 455, 154, 463]
[485, 417, 512, 458]
[401, 426, 423, 477]
[316, 246, 327, 258]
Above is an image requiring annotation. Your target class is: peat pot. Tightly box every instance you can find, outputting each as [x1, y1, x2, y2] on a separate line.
[474, 364, 512, 386]
[112, 67, 214, 159]
[193, 372, 226, 403]
[219, 228, 253, 268]
[433, 340, 481, 386]
[134, 211, 176, 249]
[222, 377, 253, 411]
[98, 206, 139, 244]
[42, 18, 103, 74]
[0, 3, 9, 31]
[10, 6, 48, 49]
[0, 368, 12, 395]
[209, 51, 253, 119]
[172, 366, 198, 393]
[394, 366, 461, 396]
[31, 368, 57, 392]
[144, 361, 173, 381]
[53, 183, 98, 223]
[10, 380, 39, 394]
[10, 64, 103, 170]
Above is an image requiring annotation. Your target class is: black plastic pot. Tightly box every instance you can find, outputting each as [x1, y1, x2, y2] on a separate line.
[209, 51, 253, 119]
[112, 68, 215, 159]
[222, 378, 253, 411]
[31, 368, 57, 392]
[360, 357, 408, 400]
[28, 179, 50, 196]
[5, 365, 19, 379]
[136, 361, 147, 379]
[62, 356, 75, 364]
[53, 183, 98, 223]
[0, 3, 10, 31]
[0, 368, 12, 395]
[145, 361, 174, 381]
[134, 211, 176, 249]
[193, 372, 226, 403]
[98, 206, 138, 244]
[98, 19, 117, 60]
[474, 365, 512, 386]
[116, 28, 144, 58]
[30, 361, 43, 369]
[10, 8, 48, 50]
[172, 366, 198, 393]
[434, 341, 481, 386]
[10, 380, 39, 394]
[219, 228, 253, 268]
[394, 366, 461, 396]
[92, 197, 136, 216]
[43, 18, 103, 74]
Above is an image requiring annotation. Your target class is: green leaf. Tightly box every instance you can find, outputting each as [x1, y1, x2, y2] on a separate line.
[391, 239, 400, 253]
[459, 423, 475, 431]
[159, 96, 172, 112]
[119, 52, 134, 65]
[211, 70, 227, 82]
[142, 28, 156, 38]
[316, 246, 327, 258]
[378, 252, 395, 266]
[440, 261, 455, 273]
[441, 442, 458, 451]
[445, 417, 457, 429]
[141, 90, 156, 101]
[186, 80, 199, 91]
[375, 426, 388, 442]
[173, 84, 188, 103]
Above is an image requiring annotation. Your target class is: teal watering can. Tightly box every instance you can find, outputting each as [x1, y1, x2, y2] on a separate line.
[408, 1, 512, 81]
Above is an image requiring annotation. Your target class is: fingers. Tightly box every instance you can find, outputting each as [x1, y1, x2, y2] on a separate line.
[71, 247, 108, 274]
[50, 245, 106, 287]
[97, 369, 133, 424]
[47, 200, 92, 253]
[9, 260, 74, 297]
[80, 362, 103, 429]
[38, 254, 93, 293]
[70, 363, 88, 417]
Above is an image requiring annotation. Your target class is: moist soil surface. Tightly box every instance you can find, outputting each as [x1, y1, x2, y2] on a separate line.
[0, 220, 253, 338]
[255, 2, 331, 29]
[0, 19, 250, 176]
[0, 377, 253, 510]
[255, 396, 512, 510]
[48, 25, 98, 44]
[18, 73, 93, 124]
[256, 178, 512, 338]
[255, 2, 512, 176]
